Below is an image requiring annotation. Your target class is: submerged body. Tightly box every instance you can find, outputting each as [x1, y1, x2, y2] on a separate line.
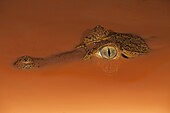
[13, 25, 150, 69]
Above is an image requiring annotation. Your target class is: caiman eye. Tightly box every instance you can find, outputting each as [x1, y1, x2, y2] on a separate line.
[98, 46, 117, 60]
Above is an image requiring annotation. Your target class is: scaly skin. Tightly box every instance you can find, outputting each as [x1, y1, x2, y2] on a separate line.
[76, 25, 150, 59]
[13, 25, 150, 70]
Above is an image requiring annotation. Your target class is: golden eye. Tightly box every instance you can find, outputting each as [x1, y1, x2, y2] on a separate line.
[97, 46, 118, 60]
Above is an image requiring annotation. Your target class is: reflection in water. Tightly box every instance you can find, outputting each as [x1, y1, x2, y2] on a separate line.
[91, 57, 121, 74]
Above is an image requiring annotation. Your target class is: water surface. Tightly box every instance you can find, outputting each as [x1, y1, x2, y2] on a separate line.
[0, 0, 170, 113]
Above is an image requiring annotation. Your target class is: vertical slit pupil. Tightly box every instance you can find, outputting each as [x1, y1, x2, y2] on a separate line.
[108, 48, 111, 57]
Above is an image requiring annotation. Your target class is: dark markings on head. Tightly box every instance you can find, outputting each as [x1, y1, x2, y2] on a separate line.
[121, 53, 129, 59]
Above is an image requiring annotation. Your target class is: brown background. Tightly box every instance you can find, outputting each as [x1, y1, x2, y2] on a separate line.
[0, 0, 170, 113]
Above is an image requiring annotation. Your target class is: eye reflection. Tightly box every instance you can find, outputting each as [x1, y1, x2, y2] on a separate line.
[97, 46, 118, 60]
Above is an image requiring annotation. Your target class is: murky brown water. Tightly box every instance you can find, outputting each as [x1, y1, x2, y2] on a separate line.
[0, 0, 170, 113]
